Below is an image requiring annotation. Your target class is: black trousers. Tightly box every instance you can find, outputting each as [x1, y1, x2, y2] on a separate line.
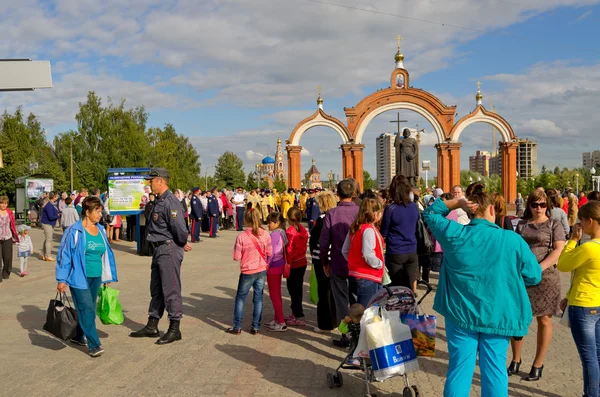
[312, 260, 335, 330]
[386, 252, 419, 289]
[0, 238, 12, 279]
[148, 243, 184, 321]
[286, 266, 306, 318]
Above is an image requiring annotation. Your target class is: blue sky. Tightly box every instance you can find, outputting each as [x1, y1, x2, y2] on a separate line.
[1, 0, 599, 180]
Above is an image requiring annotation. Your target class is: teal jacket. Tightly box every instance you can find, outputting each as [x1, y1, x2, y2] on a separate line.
[423, 200, 541, 337]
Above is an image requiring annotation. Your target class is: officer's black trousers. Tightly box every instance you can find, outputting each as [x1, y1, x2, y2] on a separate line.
[148, 243, 184, 321]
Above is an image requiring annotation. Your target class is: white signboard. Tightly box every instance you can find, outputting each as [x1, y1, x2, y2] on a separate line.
[0, 60, 52, 91]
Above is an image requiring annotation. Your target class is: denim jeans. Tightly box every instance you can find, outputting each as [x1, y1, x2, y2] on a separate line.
[70, 277, 103, 349]
[569, 305, 600, 397]
[355, 278, 382, 308]
[233, 271, 266, 330]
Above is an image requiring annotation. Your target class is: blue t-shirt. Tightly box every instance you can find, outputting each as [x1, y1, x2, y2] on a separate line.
[84, 229, 106, 277]
[380, 202, 419, 255]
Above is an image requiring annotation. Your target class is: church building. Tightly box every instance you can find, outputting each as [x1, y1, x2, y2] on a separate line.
[259, 138, 287, 188]
[305, 159, 322, 189]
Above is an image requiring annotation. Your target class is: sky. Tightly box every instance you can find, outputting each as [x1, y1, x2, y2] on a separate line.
[1, 0, 599, 180]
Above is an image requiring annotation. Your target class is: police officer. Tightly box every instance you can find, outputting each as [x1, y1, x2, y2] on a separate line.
[207, 187, 220, 238]
[309, 190, 321, 233]
[306, 189, 315, 233]
[130, 168, 192, 345]
[190, 187, 203, 243]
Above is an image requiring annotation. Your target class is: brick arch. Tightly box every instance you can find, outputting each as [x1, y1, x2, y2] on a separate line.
[449, 105, 516, 143]
[288, 109, 351, 146]
[344, 88, 457, 143]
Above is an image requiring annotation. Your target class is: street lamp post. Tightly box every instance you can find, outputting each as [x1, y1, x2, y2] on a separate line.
[592, 167, 598, 192]
[204, 165, 213, 191]
[576, 174, 579, 195]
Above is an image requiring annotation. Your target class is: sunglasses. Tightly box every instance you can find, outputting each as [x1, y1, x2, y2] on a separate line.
[530, 202, 547, 209]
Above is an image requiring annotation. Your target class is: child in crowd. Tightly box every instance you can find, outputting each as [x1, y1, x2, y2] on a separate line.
[228, 207, 272, 335]
[338, 303, 365, 367]
[17, 225, 33, 277]
[60, 197, 79, 231]
[342, 198, 385, 307]
[285, 207, 309, 326]
[265, 212, 288, 332]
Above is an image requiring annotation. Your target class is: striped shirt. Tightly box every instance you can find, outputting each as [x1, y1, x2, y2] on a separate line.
[233, 228, 273, 275]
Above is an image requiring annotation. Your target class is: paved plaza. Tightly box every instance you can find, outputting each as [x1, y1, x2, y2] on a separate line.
[0, 227, 583, 397]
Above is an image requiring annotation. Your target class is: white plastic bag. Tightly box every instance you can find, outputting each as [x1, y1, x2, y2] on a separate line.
[366, 307, 419, 381]
[353, 305, 379, 358]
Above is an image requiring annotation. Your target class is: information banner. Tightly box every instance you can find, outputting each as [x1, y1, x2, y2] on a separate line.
[108, 176, 149, 212]
[26, 179, 54, 198]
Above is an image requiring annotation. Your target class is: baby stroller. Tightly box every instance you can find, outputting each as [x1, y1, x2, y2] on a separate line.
[326, 282, 433, 397]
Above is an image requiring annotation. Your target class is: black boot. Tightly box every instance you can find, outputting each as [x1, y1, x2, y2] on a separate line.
[129, 317, 160, 338]
[507, 360, 521, 376]
[156, 320, 181, 345]
[524, 365, 543, 381]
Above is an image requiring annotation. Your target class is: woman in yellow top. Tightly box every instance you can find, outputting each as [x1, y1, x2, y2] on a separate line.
[280, 188, 294, 220]
[557, 201, 600, 397]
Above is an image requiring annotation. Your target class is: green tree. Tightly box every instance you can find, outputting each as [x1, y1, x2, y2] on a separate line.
[363, 170, 376, 191]
[246, 172, 258, 191]
[0, 108, 67, 197]
[214, 151, 245, 189]
[273, 175, 287, 192]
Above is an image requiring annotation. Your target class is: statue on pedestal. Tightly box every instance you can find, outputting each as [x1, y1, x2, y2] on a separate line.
[394, 128, 419, 186]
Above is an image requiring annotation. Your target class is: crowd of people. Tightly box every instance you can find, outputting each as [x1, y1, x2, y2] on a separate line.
[2, 169, 597, 396]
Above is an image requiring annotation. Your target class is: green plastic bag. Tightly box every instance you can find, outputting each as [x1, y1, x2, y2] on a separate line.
[97, 285, 124, 325]
[309, 268, 319, 305]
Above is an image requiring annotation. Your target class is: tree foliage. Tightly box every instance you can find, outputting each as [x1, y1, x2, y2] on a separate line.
[363, 170, 376, 191]
[273, 175, 287, 192]
[0, 92, 202, 200]
[215, 151, 245, 189]
[246, 172, 258, 191]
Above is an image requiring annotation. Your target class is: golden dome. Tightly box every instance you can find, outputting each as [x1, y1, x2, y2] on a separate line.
[476, 91, 482, 101]
[277, 138, 281, 144]
[316, 95, 323, 105]
[395, 50, 404, 62]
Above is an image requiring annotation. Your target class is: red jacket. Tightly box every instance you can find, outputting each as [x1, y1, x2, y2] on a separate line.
[347, 224, 385, 283]
[579, 196, 588, 208]
[562, 199, 569, 215]
[4, 209, 19, 243]
[286, 225, 309, 268]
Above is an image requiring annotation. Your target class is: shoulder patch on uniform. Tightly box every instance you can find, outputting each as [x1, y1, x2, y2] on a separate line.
[153, 213, 159, 221]
[171, 210, 178, 218]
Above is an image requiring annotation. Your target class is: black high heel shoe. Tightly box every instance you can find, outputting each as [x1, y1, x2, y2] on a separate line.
[524, 365, 544, 381]
[507, 360, 521, 376]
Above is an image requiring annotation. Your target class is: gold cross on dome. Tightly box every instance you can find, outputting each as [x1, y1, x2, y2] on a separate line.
[477, 81, 481, 91]
[317, 85, 322, 96]
[396, 35, 403, 50]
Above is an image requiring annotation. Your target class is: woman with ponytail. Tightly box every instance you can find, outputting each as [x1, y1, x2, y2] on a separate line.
[228, 205, 272, 335]
[284, 206, 309, 326]
[341, 198, 385, 307]
[423, 183, 542, 396]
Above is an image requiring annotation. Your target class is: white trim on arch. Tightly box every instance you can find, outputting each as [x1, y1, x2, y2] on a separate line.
[353, 102, 445, 144]
[289, 113, 350, 146]
[451, 108, 512, 143]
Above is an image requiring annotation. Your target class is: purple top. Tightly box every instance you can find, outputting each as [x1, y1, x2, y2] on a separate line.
[319, 201, 359, 277]
[267, 229, 287, 267]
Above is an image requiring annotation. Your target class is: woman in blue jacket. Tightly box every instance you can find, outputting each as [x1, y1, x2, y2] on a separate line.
[423, 183, 541, 397]
[56, 196, 118, 357]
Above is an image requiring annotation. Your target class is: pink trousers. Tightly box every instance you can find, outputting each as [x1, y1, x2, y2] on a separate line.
[267, 273, 284, 324]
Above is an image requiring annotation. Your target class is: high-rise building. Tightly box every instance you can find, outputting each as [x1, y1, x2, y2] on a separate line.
[583, 151, 600, 170]
[469, 150, 491, 176]
[376, 133, 396, 189]
[517, 138, 538, 178]
[488, 139, 538, 179]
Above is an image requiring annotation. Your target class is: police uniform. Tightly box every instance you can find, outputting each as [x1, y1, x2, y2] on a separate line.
[309, 195, 320, 234]
[190, 188, 204, 242]
[306, 193, 314, 233]
[130, 168, 188, 345]
[207, 189, 220, 237]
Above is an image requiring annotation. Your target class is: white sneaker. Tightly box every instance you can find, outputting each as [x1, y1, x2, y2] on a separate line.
[314, 327, 332, 334]
[266, 320, 277, 327]
[268, 323, 288, 332]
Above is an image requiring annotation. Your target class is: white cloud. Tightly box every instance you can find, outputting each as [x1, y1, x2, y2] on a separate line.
[245, 150, 265, 161]
[519, 119, 562, 137]
[301, 148, 312, 157]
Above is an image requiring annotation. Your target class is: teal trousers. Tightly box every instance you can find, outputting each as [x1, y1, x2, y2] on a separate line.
[444, 319, 510, 397]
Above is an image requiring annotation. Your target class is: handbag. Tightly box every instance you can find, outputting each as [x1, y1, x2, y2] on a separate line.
[105, 214, 114, 224]
[401, 313, 437, 357]
[43, 292, 79, 340]
[416, 216, 433, 255]
[97, 285, 124, 325]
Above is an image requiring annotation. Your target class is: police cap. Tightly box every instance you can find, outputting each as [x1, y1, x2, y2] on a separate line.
[192, 187, 200, 193]
[145, 168, 170, 180]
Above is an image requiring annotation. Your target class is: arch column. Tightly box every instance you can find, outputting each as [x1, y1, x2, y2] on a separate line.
[435, 143, 461, 191]
[286, 145, 302, 190]
[501, 141, 518, 203]
[341, 144, 365, 190]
